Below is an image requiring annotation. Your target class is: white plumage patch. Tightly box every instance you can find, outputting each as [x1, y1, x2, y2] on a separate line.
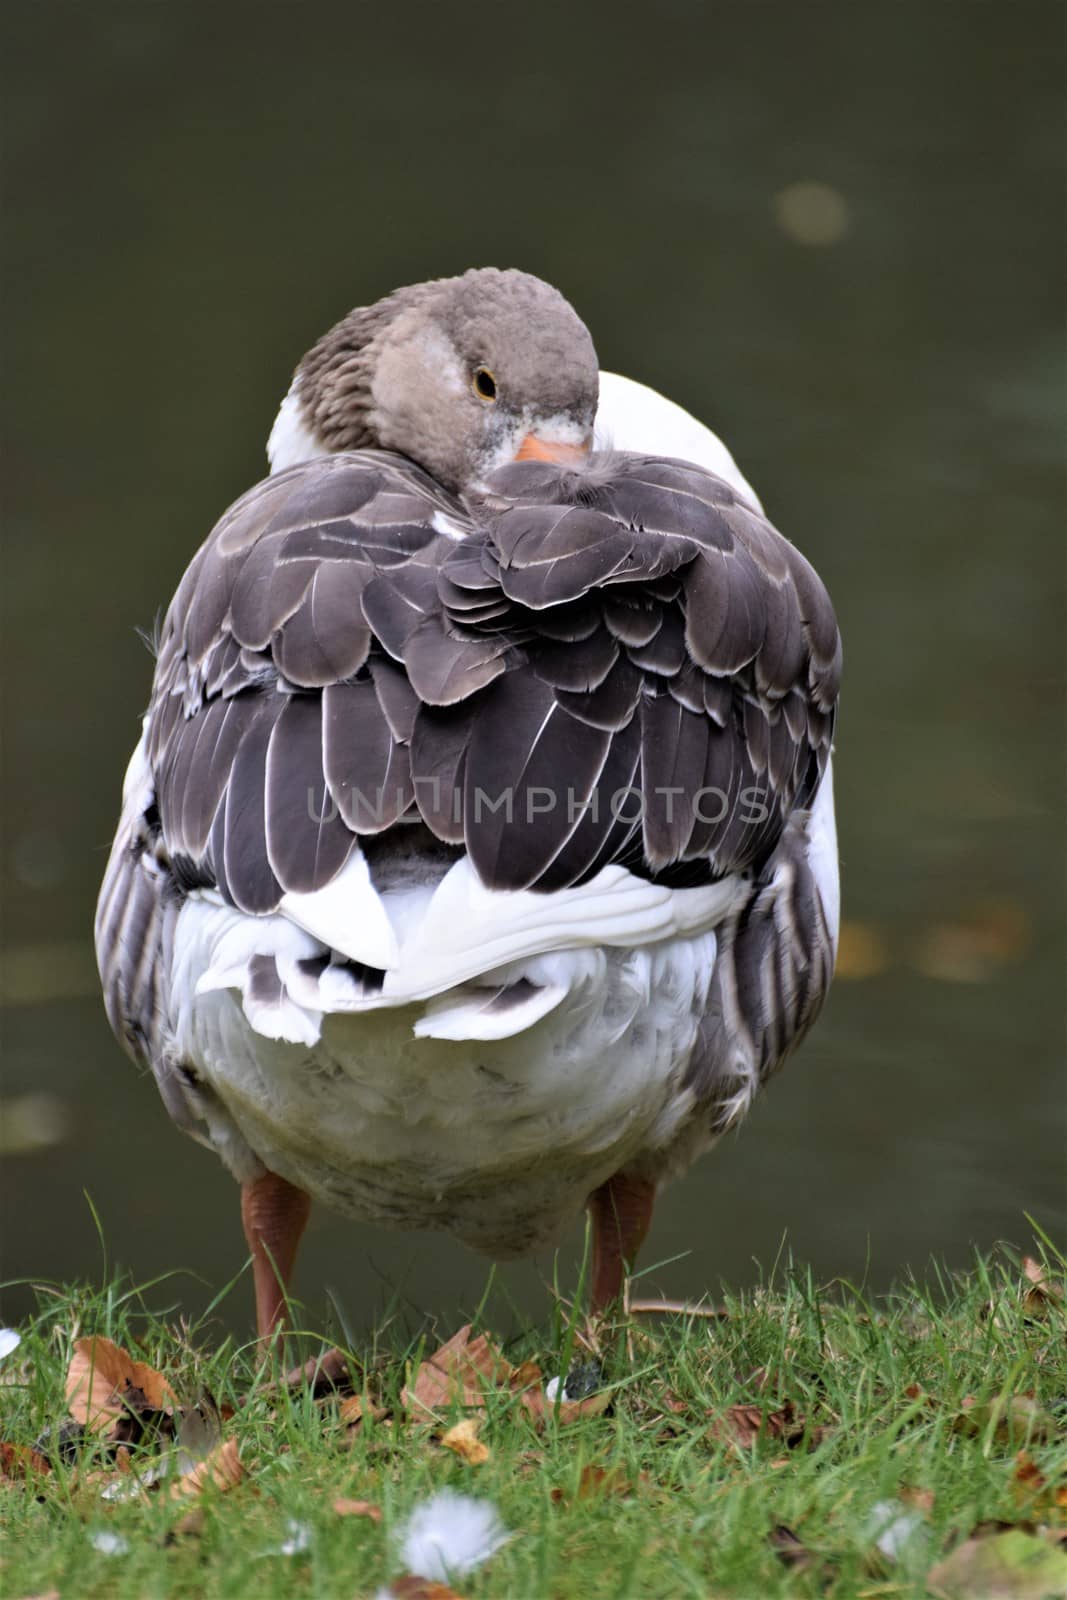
[371, 855, 746, 1003]
[595, 371, 763, 511]
[395, 1491, 510, 1581]
[178, 844, 748, 1055]
[266, 383, 328, 475]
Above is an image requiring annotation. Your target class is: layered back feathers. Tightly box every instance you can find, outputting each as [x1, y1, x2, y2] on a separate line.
[147, 450, 841, 915]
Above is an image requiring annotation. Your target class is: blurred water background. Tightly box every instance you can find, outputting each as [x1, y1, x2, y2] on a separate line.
[2, 1, 1064, 1332]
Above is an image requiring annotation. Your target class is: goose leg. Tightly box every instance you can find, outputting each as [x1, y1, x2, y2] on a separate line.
[240, 1170, 311, 1338]
[588, 1174, 656, 1313]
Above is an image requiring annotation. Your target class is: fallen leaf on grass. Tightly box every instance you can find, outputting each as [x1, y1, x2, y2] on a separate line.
[0, 1442, 51, 1481]
[508, 1359, 543, 1393]
[339, 1393, 389, 1428]
[954, 1394, 1056, 1446]
[768, 1524, 813, 1572]
[332, 1496, 382, 1521]
[168, 1437, 242, 1500]
[1012, 1451, 1067, 1525]
[66, 1337, 177, 1437]
[928, 1527, 1067, 1597]
[404, 1327, 511, 1417]
[1022, 1256, 1064, 1318]
[577, 1464, 635, 1500]
[520, 1386, 610, 1427]
[708, 1400, 826, 1451]
[440, 1418, 489, 1466]
[404, 1326, 605, 1430]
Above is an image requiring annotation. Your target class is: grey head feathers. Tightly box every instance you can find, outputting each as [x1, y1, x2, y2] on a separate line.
[290, 268, 599, 494]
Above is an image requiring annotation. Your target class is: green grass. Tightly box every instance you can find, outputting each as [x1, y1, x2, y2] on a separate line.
[1, 1240, 1065, 1598]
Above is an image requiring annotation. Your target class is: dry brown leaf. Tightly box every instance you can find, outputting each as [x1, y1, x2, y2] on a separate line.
[0, 1442, 51, 1481]
[332, 1495, 382, 1521]
[339, 1393, 389, 1428]
[167, 1438, 243, 1501]
[1021, 1256, 1064, 1317]
[65, 1336, 177, 1435]
[577, 1463, 633, 1500]
[519, 1386, 610, 1428]
[953, 1394, 1056, 1445]
[1013, 1451, 1067, 1525]
[391, 1578, 466, 1600]
[508, 1360, 543, 1393]
[708, 1400, 819, 1451]
[403, 1326, 512, 1417]
[768, 1523, 813, 1571]
[549, 1466, 635, 1507]
[709, 1403, 763, 1448]
[439, 1417, 490, 1466]
[401, 1325, 607, 1430]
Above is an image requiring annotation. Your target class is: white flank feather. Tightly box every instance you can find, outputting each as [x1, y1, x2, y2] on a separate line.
[806, 757, 840, 953]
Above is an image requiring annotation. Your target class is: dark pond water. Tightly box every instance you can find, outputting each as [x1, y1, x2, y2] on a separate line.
[2, 3, 1064, 1333]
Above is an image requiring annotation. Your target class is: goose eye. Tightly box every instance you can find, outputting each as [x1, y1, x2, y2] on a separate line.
[472, 367, 497, 402]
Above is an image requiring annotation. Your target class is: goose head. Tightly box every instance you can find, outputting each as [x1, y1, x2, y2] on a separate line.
[267, 267, 599, 494]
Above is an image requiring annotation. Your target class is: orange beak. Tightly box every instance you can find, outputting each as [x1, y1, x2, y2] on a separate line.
[514, 433, 591, 466]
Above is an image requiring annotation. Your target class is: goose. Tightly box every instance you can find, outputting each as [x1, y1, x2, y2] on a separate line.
[95, 268, 841, 1337]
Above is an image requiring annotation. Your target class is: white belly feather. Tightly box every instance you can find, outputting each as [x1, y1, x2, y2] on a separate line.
[162, 758, 838, 1254]
[170, 892, 721, 1253]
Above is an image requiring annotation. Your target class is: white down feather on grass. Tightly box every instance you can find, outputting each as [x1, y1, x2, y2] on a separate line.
[380, 1489, 510, 1589]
